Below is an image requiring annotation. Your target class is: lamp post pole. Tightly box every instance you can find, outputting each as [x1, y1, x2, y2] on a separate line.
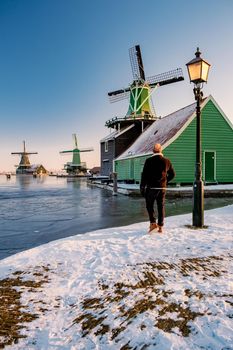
[193, 85, 204, 227]
[186, 48, 211, 228]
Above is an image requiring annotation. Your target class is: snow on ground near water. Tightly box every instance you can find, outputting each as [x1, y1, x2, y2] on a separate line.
[0, 205, 233, 350]
[117, 183, 233, 191]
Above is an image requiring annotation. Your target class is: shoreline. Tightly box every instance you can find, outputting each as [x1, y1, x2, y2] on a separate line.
[87, 180, 233, 197]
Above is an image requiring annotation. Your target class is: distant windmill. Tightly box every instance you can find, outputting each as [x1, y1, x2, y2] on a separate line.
[60, 134, 93, 175]
[106, 44, 184, 129]
[11, 141, 38, 174]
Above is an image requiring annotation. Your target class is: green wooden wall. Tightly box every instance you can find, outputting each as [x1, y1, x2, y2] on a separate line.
[115, 100, 233, 184]
[201, 100, 233, 182]
[115, 156, 148, 182]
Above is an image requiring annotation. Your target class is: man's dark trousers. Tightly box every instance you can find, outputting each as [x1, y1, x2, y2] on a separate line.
[145, 188, 166, 226]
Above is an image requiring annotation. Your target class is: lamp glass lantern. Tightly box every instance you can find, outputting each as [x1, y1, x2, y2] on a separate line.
[186, 48, 211, 84]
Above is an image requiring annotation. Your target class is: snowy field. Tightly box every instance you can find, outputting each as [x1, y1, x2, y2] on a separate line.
[0, 205, 233, 350]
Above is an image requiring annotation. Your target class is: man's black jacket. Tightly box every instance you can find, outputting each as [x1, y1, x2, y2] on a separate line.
[140, 153, 175, 190]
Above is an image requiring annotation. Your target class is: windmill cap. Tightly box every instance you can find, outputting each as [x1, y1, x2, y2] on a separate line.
[153, 143, 162, 153]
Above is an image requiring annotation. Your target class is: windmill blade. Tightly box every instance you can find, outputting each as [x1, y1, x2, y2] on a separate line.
[60, 150, 74, 154]
[129, 45, 145, 81]
[66, 163, 82, 166]
[108, 87, 130, 96]
[11, 140, 38, 155]
[11, 152, 38, 155]
[79, 147, 94, 152]
[60, 148, 93, 154]
[72, 134, 78, 148]
[108, 88, 130, 103]
[147, 68, 184, 87]
[107, 45, 146, 103]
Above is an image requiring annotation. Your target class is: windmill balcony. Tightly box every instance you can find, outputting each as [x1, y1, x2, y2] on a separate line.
[105, 114, 156, 128]
[65, 162, 87, 167]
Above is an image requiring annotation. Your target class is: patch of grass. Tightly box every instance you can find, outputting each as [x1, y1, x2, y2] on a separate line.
[111, 325, 127, 340]
[94, 323, 110, 336]
[73, 254, 231, 346]
[157, 302, 203, 336]
[82, 297, 105, 310]
[179, 256, 223, 277]
[184, 289, 204, 299]
[73, 312, 106, 337]
[185, 225, 209, 230]
[119, 340, 132, 350]
[122, 297, 160, 323]
[0, 265, 50, 348]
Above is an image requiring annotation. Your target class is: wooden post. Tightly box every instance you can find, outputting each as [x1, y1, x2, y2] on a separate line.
[112, 172, 118, 196]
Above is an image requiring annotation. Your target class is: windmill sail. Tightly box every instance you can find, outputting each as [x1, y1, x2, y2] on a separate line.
[108, 45, 146, 103]
[108, 89, 130, 103]
[146, 68, 184, 87]
[129, 45, 146, 81]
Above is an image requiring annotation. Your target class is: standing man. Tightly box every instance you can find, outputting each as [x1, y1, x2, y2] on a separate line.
[140, 143, 175, 233]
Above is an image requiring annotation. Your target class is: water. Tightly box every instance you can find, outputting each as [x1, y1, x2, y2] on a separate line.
[0, 175, 232, 260]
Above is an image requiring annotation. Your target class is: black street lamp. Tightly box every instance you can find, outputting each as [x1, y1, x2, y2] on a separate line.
[186, 48, 211, 228]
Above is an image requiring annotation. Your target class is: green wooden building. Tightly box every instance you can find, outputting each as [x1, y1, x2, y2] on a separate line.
[114, 95, 233, 184]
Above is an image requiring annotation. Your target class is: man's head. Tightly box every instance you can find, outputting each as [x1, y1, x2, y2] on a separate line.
[153, 143, 162, 154]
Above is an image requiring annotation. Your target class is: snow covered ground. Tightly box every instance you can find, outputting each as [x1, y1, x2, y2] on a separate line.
[0, 205, 233, 350]
[114, 183, 233, 191]
[92, 182, 233, 196]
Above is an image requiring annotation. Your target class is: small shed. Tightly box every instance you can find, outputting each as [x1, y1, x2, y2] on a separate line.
[114, 95, 233, 184]
[89, 166, 101, 175]
[27, 164, 48, 175]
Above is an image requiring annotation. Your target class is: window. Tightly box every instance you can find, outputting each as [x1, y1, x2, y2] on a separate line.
[105, 141, 108, 152]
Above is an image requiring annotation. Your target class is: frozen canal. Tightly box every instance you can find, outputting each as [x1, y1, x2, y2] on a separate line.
[0, 175, 233, 260]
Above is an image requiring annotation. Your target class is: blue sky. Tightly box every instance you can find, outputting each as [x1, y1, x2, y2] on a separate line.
[0, 0, 233, 171]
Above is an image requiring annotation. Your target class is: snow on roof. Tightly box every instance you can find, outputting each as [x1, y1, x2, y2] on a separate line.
[116, 99, 204, 160]
[100, 124, 135, 142]
[29, 164, 44, 170]
[100, 129, 118, 142]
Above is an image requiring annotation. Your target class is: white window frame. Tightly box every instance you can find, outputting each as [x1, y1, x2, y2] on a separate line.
[105, 141, 108, 152]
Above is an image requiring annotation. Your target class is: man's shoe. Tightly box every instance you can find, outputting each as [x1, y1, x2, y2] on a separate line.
[158, 226, 163, 233]
[148, 223, 157, 233]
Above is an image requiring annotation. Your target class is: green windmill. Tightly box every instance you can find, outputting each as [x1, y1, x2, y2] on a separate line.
[106, 45, 184, 129]
[60, 134, 93, 175]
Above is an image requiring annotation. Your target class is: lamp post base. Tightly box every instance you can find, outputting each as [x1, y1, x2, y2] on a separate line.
[193, 179, 204, 227]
